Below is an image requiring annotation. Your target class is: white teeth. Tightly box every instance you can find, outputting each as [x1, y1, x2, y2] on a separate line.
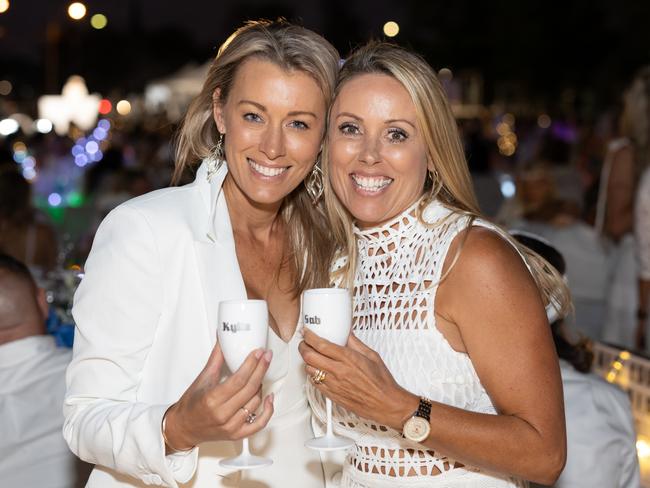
[248, 159, 288, 177]
[351, 174, 393, 192]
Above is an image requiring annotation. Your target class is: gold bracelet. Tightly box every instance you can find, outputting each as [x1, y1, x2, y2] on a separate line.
[161, 406, 194, 453]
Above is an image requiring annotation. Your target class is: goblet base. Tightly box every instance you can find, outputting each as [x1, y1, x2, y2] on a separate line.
[219, 455, 273, 470]
[305, 434, 355, 452]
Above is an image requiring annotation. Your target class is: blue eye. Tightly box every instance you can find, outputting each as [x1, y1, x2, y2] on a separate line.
[244, 113, 262, 123]
[387, 128, 407, 142]
[339, 123, 359, 135]
[289, 120, 309, 130]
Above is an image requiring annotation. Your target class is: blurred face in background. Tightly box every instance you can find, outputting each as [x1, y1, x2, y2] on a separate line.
[213, 58, 326, 210]
[327, 73, 429, 228]
[518, 166, 555, 212]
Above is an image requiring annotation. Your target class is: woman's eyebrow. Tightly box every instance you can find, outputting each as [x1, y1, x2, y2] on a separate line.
[239, 100, 317, 118]
[386, 118, 416, 129]
[335, 112, 362, 121]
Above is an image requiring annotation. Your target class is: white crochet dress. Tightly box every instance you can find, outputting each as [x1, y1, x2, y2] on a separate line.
[307, 199, 528, 488]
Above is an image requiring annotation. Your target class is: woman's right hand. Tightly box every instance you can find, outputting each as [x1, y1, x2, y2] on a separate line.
[162, 342, 274, 451]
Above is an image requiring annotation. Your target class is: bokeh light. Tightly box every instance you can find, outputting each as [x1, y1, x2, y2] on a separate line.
[35, 119, 53, 133]
[537, 113, 551, 129]
[0, 118, 19, 136]
[91, 14, 108, 29]
[0, 80, 11, 95]
[48, 193, 63, 207]
[502, 113, 515, 126]
[85, 140, 99, 154]
[383, 21, 399, 37]
[98, 99, 112, 114]
[0, 0, 9, 14]
[67, 2, 87, 20]
[116, 100, 131, 115]
[22, 167, 36, 181]
[438, 68, 453, 82]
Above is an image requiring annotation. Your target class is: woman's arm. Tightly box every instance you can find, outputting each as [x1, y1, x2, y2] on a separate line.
[635, 171, 650, 348]
[64, 204, 192, 487]
[301, 227, 565, 485]
[605, 145, 635, 242]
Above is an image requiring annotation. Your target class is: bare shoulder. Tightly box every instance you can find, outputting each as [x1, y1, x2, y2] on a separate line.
[442, 225, 531, 286]
[437, 224, 543, 329]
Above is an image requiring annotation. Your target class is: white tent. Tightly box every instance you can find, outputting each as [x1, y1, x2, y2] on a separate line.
[145, 62, 210, 120]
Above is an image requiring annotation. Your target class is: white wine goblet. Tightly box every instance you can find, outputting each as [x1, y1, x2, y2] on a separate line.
[217, 299, 272, 470]
[303, 288, 355, 451]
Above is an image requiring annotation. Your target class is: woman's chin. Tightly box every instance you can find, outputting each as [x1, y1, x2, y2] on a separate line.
[351, 207, 394, 229]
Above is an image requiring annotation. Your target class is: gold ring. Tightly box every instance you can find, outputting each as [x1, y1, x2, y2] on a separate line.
[241, 407, 256, 424]
[312, 369, 327, 385]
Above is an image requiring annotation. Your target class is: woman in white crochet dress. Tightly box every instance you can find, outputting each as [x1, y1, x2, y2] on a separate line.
[300, 42, 569, 487]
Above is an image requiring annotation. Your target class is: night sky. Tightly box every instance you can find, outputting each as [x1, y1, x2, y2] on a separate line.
[2, 0, 650, 115]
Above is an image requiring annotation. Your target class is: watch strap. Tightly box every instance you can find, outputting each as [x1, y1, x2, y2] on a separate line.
[414, 397, 432, 421]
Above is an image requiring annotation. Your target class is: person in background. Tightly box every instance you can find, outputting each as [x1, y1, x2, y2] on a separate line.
[0, 167, 58, 279]
[512, 232, 640, 488]
[0, 253, 90, 488]
[597, 66, 650, 350]
[507, 161, 609, 343]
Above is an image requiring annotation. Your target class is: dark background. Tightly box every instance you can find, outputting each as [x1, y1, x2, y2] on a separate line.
[2, 0, 650, 119]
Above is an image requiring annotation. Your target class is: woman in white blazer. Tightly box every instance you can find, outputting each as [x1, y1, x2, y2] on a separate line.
[64, 20, 340, 488]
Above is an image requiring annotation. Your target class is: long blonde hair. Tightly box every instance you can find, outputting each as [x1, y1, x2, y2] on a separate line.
[324, 41, 570, 316]
[174, 19, 340, 294]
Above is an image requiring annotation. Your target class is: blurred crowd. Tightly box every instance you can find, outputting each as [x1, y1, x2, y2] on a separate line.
[0, 63, 649, 487]
[1, 69, 649, 353]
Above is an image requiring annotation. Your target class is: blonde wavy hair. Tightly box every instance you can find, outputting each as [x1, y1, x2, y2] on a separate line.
[324, 42, 570, 316]
[173, 19, 340, 294]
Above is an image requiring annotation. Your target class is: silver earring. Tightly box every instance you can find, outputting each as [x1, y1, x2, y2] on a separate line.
[305, 158, 324, 204]
[207, 133, 225, 181]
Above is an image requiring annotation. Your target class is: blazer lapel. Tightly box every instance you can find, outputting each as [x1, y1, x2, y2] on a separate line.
[192, 161, 246, 341]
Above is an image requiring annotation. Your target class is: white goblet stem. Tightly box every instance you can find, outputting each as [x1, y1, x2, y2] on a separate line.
[242, 437, 251, 456]
[326, 398, 334, 437]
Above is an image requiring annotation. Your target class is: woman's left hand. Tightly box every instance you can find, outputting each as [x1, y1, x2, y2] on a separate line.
[299, 328, 418, 430]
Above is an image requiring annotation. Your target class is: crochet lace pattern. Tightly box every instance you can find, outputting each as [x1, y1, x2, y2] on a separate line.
[307, 199, 527, 487]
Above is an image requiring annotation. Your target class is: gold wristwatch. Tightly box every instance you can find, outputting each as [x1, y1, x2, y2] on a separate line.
[402, 397, 432, 442]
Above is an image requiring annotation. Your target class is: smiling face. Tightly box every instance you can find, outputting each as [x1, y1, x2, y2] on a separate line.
[327, 73, 430, 228]
[213, 57, 326, 209]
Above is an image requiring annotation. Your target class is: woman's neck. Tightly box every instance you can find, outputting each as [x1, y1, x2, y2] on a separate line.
[222, 176, 284, 242]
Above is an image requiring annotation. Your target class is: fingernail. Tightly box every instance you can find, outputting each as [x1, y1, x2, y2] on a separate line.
[254, 349, 264, 359]
[263, 350, 273, 362]
[298, 327, 305, 336]
[268, 393, 275, 404]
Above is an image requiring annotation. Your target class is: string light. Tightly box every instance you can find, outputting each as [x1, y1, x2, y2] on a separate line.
[606, 350, 631, 384]
[70, 118, 111, 167]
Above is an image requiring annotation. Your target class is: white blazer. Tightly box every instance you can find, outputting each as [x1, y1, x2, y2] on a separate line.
[65, 162, 254, 487]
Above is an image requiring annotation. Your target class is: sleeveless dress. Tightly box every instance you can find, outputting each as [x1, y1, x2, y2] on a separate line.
[307, 198, 528, 488]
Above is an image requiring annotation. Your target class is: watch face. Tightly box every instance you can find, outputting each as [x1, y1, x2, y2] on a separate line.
[403, 416, 431, 443]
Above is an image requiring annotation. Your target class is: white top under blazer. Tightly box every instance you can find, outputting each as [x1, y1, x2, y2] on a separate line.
[64, 161, 325, 488]
[308, 198, 528, 488]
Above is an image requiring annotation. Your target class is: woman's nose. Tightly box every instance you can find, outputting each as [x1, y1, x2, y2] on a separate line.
[359, 136, 381, 166]
[259, 125, 286, 160]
